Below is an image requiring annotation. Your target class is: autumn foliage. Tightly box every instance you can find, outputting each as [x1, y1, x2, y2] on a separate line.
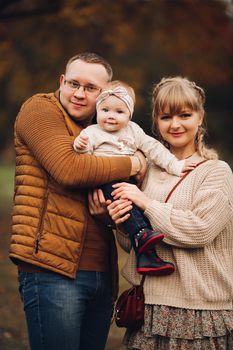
[0, 0, 233, 163]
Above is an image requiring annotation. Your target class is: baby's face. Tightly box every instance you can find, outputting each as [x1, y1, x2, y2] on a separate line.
[96, 95, 130, 132]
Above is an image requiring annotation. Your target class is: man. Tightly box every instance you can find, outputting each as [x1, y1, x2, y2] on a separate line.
[10, 52, 142, 350]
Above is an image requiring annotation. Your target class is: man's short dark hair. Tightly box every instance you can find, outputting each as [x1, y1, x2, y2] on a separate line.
[66, 52, 113, 81]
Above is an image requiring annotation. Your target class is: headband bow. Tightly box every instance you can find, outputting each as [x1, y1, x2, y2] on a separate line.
[96, 86, 134, 118]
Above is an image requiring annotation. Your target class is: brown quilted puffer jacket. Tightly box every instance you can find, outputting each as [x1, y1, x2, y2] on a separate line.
[10, 93, 131, 295]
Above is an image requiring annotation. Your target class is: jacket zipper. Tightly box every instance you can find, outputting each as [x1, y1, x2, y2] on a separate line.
[35, 186, 49, 254]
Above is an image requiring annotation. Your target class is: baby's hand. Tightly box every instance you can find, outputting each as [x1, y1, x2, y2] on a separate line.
[73, 131, 89, 151]
[181, 160, 197, 176]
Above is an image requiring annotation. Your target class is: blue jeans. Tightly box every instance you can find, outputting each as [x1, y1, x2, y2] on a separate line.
[18, 270, 113, 350]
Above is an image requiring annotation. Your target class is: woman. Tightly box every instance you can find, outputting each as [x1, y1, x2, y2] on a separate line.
[106, 77, 233, 349]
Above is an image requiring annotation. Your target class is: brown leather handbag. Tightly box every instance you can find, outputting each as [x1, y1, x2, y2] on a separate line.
[114, 160, 207, 330]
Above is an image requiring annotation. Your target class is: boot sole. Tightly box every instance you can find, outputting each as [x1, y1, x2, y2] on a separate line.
[138, 234, 165, 253]
[137, 265, 175, 276]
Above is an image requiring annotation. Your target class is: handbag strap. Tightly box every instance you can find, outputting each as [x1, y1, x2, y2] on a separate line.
[140, 275, 146, 285]
[165, 160, 208, 203]
[140, 159, 208, 286]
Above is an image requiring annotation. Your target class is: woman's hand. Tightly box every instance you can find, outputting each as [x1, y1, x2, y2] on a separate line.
[111, 182, 152, 211]
[107, 199, 133, 224]
[88, 189, 112, 225]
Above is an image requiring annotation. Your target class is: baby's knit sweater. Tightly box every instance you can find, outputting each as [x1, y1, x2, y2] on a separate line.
[76, 122, 185, 176]
[118, 153, 233, 310]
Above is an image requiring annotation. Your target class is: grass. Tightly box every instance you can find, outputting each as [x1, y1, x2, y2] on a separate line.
[0, 164, 14, 198]
[0, 164, 130, 349]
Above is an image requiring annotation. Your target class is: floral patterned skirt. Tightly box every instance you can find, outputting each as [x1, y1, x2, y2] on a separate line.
[123, 305, 233, 350]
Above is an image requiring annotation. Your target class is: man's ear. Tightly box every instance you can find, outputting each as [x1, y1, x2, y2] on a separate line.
[59, 74, 65, 85]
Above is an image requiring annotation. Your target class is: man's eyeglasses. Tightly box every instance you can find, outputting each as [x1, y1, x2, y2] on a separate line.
[64, 79, 101, 94]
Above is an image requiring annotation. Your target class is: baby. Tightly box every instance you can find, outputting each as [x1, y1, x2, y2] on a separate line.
[73, 80, 195, 276]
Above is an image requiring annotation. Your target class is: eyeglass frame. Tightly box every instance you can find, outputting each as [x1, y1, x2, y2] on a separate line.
[64, 79, 102, 94]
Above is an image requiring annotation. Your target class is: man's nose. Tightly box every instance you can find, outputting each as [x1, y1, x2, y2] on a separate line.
[73, 86, 85, 98]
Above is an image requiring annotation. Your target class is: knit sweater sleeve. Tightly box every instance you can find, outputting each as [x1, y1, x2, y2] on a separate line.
[144, 161, 233, 248]
[73, 128, 94, 154]
[16, 95, 131, 187]
[115, 227, 132, 253]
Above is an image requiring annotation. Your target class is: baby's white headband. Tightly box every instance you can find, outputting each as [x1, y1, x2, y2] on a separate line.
[96, 86, 134, 118]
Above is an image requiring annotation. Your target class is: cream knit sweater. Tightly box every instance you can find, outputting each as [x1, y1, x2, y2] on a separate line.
[117, 153, 233, 310]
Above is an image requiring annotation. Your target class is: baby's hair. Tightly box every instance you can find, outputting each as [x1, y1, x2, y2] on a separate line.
[103, 80, 136, 104]
[152, 76, 218, 160]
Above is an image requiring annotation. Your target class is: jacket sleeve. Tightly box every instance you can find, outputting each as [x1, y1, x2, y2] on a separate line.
[16, 96, 131, 187]
[133, 123, 184, 176]
[144, 162, 233, 248]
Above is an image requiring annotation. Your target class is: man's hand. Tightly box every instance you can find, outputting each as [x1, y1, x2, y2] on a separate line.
[134, 150, 148, 185]
[88, 188, 113, 225]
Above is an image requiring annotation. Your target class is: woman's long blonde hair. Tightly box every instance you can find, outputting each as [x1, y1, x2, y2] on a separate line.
[152, 77, 218, 160]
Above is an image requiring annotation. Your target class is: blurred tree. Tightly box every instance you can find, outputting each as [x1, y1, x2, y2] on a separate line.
[0, 0, 232, 164]
[0, 3, 232, 348]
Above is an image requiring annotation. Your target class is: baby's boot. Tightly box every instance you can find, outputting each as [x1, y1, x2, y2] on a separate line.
[134, 228, 164, 254]
[136, 249, 175, 276]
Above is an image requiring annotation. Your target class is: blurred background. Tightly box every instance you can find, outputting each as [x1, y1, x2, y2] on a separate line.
[0, 0, 233, 349]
